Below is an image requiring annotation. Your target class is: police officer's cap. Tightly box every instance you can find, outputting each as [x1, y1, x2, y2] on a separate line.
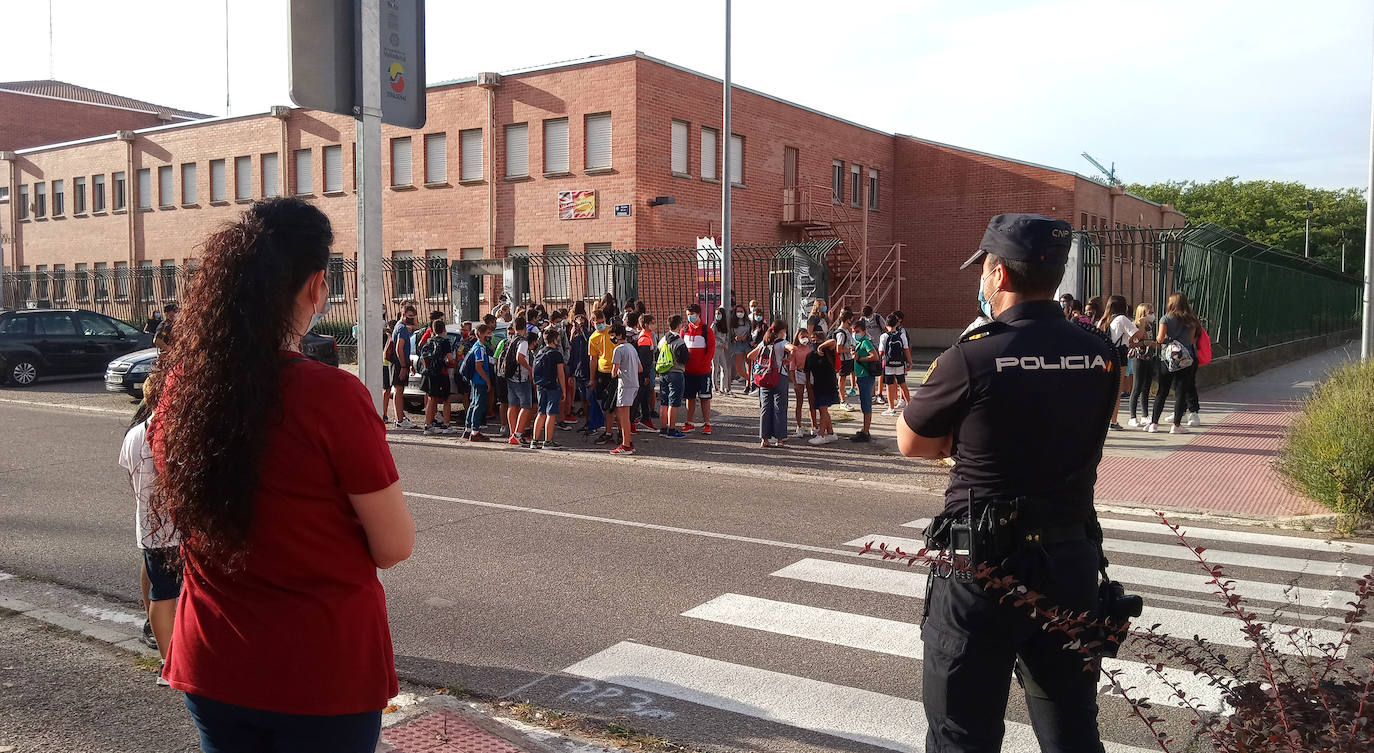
[959, 213, 1074, 270]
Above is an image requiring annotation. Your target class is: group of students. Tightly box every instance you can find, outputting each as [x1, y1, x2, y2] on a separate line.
[375, 294, 917, 451]
[1062, 290, 1207, 434]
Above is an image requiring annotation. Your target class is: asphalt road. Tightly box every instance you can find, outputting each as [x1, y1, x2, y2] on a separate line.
[1, 377, 1371, 753]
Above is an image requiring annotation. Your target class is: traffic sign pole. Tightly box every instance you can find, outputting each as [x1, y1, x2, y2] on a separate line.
[357, 0, 384, 411]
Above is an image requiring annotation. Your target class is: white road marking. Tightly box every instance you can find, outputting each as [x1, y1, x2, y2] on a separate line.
[565, 642, 1158, 753]
[1108, 564, 1356, 612]
[778, 556, 1344, 656]
[683, 593, 1227, 712]
[844, 533, 1359, 579]
[0, 572, 14, 582]
[903, 516, 1374, 558]
[76, 605, 144, 626]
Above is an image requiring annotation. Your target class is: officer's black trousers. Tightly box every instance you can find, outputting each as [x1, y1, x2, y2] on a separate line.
[921, 538, 1105, 753]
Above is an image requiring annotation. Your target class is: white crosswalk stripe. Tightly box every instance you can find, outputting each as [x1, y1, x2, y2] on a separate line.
[565, 642, 1160, 753]
[561, 521, 1362, 753]
[683, 593, 1229, 712]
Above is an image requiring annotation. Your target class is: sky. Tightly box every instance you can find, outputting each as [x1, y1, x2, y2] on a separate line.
[2, 0, 1372, 189]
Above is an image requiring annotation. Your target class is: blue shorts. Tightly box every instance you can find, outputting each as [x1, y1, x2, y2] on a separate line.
[142, 547, 182, 602]
[658, 371, 685, 407]
[506, 380, 532, 408]
[856, 376, 876, 414]
[683, 372, 711, 400]
[538, 387, 562, 415]
[184, 693, 381, 753]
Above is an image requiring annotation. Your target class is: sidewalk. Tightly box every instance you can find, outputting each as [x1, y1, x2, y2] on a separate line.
[1094, 342, 1359, 518]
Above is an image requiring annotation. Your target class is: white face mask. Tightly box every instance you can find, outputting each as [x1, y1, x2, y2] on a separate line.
[798, 337, 810, 345]
[308, 298, 331, 331]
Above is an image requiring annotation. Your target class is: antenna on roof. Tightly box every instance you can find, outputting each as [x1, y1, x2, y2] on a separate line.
[48, 0, 54, 79]
[1081, 152, 1121, 186]
[224, 0, 231, 116]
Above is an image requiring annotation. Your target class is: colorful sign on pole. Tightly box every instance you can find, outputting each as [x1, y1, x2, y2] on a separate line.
[558, 190, 596, 220]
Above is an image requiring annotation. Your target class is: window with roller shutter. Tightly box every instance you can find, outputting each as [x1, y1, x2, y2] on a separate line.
[137, 169, 151, 209]
[391, 137, 412, 186]
[235, 156, 252, 200]
[210, 160, 226, 202]
[543, 119, 569, 174]
[585, 113, 612, 170]
[323, 146, 342, 192]
[158, 166, 173, 207]
[700, 127, 718, 180]
[460, 129, 483, 181]
[729, 134, 743, 185]
[181, 163, 196, 204]
[424, 133, 446, 184]
[505, 124, 528, 177]
[671, 120, 689, 175]
[294, 149, 312, 194]
[262, 153, 280, 197]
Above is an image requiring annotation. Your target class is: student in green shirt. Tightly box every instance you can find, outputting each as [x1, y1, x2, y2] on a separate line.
[850, 321, 880, 442]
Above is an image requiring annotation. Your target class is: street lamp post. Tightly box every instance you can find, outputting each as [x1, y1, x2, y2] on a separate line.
[1304, 200, 1313, 259]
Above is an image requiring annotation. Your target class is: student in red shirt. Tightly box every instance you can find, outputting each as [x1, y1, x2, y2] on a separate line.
[151, 197, 413, 752]
[680, 303, 716, 435]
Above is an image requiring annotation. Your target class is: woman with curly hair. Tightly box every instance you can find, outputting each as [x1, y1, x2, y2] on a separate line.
[151, 197, 413, 752]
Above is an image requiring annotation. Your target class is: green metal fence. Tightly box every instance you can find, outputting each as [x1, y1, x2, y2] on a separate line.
[1076, 223, 1362, 360]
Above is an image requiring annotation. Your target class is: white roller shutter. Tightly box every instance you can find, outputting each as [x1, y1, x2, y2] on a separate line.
[323, 146, 342, 192]
[585, 113, 612, 170]
[543, 118, 569, 173]
[235, 156, 252, 199]
[505, 124, 528, 177]
[181, 163, 196, 204]
[262, 153, 280, 197]
[729, 134, 743, 185]
[671, 120, 688, 174]
[158, 166, 173, 206]
[210, 160, 226, 201]
[700, 128, 717, 180]
[390, 137, 412, 186]
[424, 133, 447, 183]
[460, 129, 483, 180]
[295, 149, 313, 194]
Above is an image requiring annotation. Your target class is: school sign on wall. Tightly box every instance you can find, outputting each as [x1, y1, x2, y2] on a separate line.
[558, 190, 596, 220]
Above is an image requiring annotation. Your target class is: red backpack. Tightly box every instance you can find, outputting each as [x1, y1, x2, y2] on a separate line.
[753, 341, 782, 389]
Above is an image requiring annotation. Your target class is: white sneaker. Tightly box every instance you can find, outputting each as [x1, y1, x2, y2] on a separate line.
[1146, 422, 1158, 433]
[881, 408, 899, 417]
[1127, 417, 1139, 427]
[808, 434, 827, 446]
[823, 433, 839, 444]
[839, 402, 853, 413]
[1170, 424, 1190, 434]
[423, 425, 440, 436]
[794, 428, 807, 439]
[394, 417, 415, 429]
[1187, 412, 1200, 427]
[895, 399, 907, 409]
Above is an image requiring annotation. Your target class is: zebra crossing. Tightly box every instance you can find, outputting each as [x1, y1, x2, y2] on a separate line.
[560, 514, 1370, 753]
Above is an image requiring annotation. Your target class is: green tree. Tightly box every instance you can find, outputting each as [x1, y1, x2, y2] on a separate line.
[1125, 178, 1366, 277]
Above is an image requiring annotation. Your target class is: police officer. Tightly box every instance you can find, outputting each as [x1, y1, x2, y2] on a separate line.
[897, 213, 1118, 753]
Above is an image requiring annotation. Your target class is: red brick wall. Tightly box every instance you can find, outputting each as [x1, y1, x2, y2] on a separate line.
[893, 138, 1077, 342]
[0, 91, 172, 151]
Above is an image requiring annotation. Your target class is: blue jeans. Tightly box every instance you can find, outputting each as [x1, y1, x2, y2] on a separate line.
[758, 383, 789, 440]
[466, 381, 488, 431]
[585, 376, 606, 431]
[538, 386, 562, 415]
[857, 376, 876, 415]
[184, 693, 381, 753]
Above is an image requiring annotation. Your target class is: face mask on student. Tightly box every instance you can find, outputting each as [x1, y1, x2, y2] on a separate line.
[308, 298, 332, 331]
[820, 305, 828, 313]
[752, 314, 763, 322]
[799, 337, 810, 345]
[715, 312, 725, 320]
[595, 322, 607, 332]
[687, 314, 699, 324]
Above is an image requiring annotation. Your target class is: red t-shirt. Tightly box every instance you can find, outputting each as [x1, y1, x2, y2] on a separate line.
[155, 355, 401, 715]
[683, 321, 715, 374]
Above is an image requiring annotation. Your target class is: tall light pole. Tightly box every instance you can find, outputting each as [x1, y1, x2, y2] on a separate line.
[1304, 199, 1313, 258]
[1364, 24, 1374, 359]
[720, 0, 732, 314]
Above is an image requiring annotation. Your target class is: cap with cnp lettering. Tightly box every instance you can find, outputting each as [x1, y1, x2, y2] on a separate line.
[960, 213, 1074, 270]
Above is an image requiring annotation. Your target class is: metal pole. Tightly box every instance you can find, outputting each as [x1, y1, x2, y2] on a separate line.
[1364, 33, 1374, 358]
[1304, 215, 1310, 258]
[224, 0, 231, 116]
[357, 0, 384, 412]
[720, 0, 732, 315]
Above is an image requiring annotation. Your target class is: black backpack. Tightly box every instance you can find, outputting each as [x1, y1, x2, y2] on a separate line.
[883, 332, 907, 368]
[532, 348, 561, 388]
[419, 335, 448, 378]
[496, 334, 523, 380]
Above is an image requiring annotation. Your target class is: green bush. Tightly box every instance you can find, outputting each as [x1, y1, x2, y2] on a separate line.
[1276, 357, 1374, 525]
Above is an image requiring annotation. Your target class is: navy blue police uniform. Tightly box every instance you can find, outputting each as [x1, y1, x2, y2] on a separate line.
[902, 213, 1119, 753]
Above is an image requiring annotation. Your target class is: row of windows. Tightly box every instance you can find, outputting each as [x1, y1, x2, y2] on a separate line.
[668, 120, 741, 184]
[17, 173, 126, 219]
[16, 259, 185, 302]
[832, 159, 879, 210]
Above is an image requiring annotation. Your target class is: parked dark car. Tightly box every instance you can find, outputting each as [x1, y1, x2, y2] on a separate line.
[0, 308, 152, 387]
[104, 332, 339, 399]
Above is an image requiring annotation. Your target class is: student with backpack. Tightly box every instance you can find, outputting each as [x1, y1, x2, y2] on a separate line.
[656, 314, 690, 438]
[833, 312, 856, 412]
[851, 319, 880, 442]
[608, 323, 640, 455]
[633, 313, 658, 430]
[418, 319, 457, 435]
[879, 314, 911, 416]
[386, 304, 419, 429]
[568, 314, 591, 428]
[1148, 292, 1202, 434]
[531, 329, 566, 450]
[500, 317, 536, 446]
[806, 337, 841, 445]
[748, 319, 791, 448]
[681, 303, 716, 435]
[587, 308, 614, 443]
[460, 324, 493, 442]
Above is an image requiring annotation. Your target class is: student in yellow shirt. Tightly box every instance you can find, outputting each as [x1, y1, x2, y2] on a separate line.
[586, 308, 616, 443]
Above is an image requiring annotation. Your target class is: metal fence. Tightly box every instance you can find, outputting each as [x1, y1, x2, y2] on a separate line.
[1075, 223, 1362, 360]
[1, 265, 191, 328]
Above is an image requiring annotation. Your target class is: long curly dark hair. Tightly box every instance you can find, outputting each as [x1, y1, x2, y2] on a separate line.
[153, 197, 332, 570]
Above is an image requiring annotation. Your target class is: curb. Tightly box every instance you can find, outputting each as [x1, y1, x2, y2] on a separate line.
[1094, 501, 1366, 534]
